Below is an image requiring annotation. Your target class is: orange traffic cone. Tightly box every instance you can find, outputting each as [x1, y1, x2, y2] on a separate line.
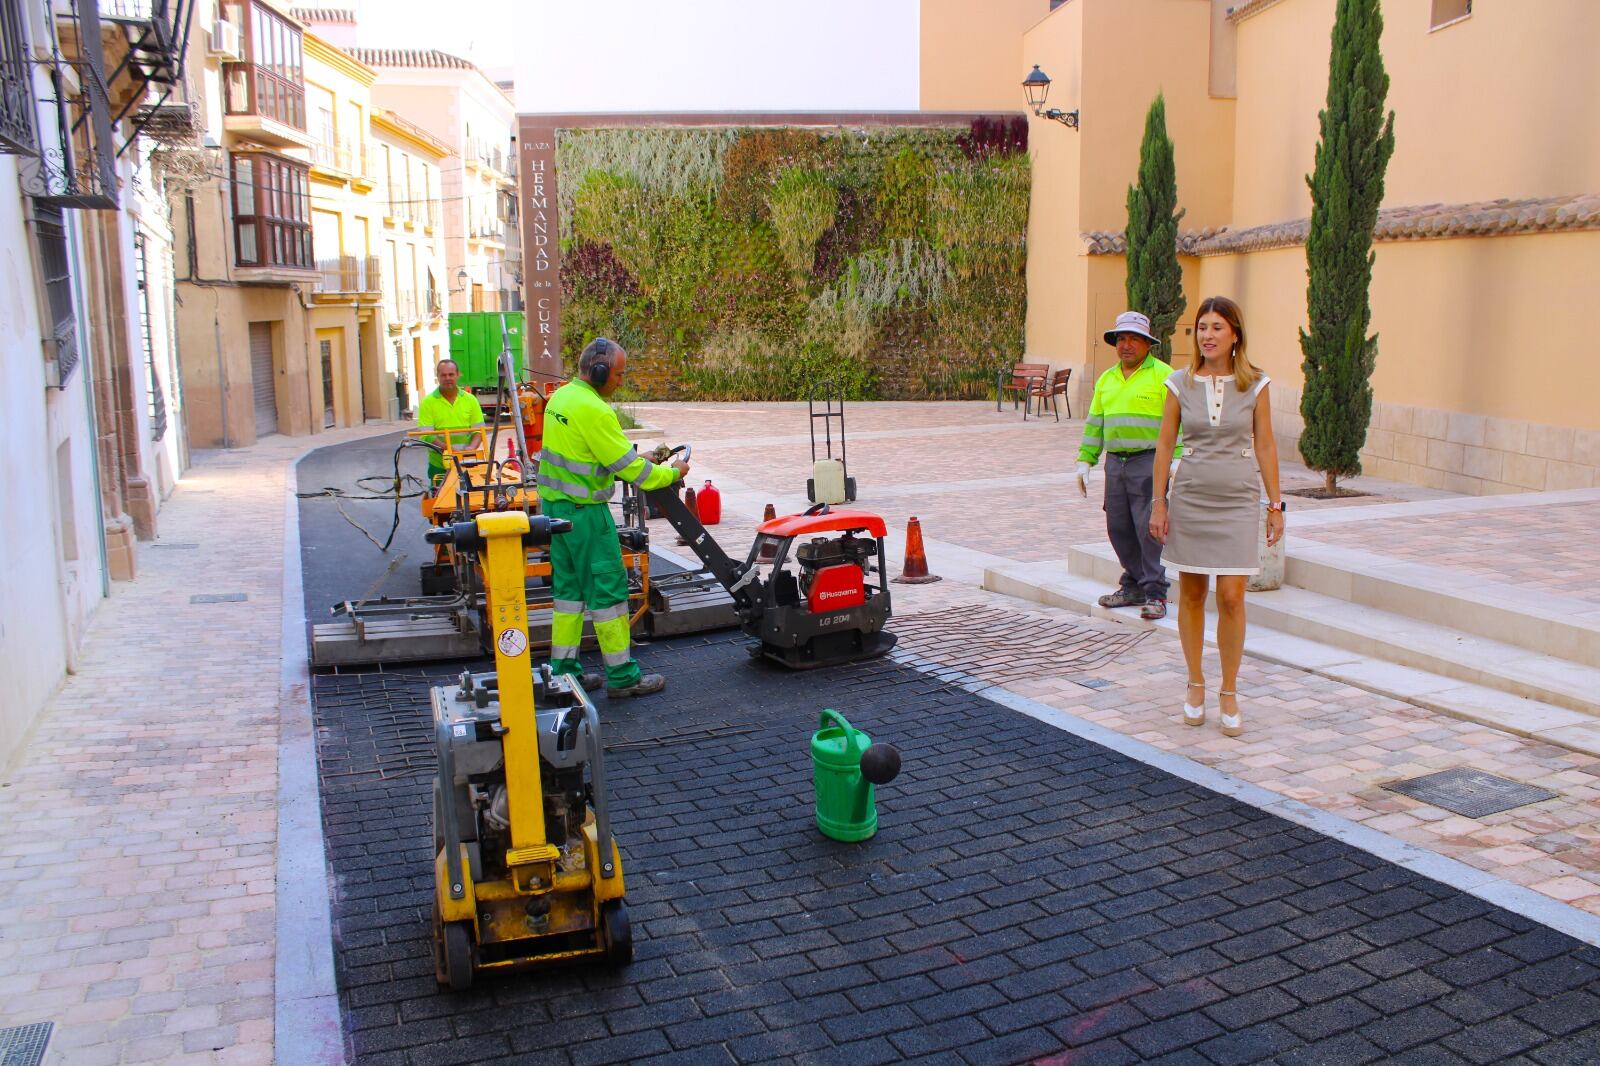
[677, 486, 697, 545]
[893, 516, 942, 584]
[757, 503, 779, 562]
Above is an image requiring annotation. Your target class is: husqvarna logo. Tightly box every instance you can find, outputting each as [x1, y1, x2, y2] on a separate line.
[817, 589, 853, 602]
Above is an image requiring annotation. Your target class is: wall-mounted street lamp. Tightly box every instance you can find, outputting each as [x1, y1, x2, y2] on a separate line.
[452, 267, 470, 293]
[1022, 65, 1079, 130]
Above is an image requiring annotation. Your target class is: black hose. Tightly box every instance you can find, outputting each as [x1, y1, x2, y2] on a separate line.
[297, 438, 439, 552]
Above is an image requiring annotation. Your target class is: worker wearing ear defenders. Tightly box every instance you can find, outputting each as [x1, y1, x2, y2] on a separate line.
[537, 338, 689, 698]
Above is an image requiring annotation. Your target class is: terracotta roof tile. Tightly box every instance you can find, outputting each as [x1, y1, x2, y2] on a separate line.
[345, 47, 476, 72]
[290, 7, 355, 23]
[1081, 193, 1600, 257]
[1226, 0, 1291, 24]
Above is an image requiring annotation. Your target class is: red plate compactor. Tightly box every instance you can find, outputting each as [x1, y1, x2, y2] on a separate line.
[644, 446, 896, 669]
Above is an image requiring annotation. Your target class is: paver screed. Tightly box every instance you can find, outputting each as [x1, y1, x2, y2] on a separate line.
[309, 634, 1600, 1065]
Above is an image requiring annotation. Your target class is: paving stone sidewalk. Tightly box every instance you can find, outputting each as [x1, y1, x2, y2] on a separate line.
[0, 425, 390, 1066]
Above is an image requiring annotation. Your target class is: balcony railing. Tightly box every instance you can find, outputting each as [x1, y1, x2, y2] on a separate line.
[310, 139, 370, 177]
[467, 136, 512, 179]
[0, 0, 38, 156]
[392, 291, 419, 322]
[426, 290, 443, 317]
[313, 255, 380, 294]
[223, 62, 306, 131]
[470, 223, 506, 244]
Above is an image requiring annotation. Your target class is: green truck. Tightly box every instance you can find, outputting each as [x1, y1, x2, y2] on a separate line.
[447, 311, 524, 389]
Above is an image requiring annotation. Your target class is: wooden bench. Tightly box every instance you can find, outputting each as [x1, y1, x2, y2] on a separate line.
[996, 362, 1050, 419]
[1029, 368, 1073, 421]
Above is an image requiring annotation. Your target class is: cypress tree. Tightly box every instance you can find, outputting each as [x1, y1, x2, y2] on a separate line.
[1298, 0, 1396, 493]
[1124, 93, 1186, 364]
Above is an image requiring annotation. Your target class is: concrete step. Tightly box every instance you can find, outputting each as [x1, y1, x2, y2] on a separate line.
[1284, 539, 1600, 668]
[982, 561, 1600, 759]
[1061, 542, 1600, 715]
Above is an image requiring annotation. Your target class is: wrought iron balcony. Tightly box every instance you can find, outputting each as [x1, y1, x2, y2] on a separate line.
[0, 0, 38, 156]
[310, 138, 369, 178]
[313, 255, 380, 295]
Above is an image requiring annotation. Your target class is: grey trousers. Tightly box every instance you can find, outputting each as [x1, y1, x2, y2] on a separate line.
[1103, 449, 1168, 600]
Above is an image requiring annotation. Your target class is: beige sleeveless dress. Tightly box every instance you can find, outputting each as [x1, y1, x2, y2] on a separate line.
[1163, 370, 1269, 576]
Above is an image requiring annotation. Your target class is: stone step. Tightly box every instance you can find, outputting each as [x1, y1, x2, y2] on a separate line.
[981, 561, 1600, 758]
[1051, 543, 1600, 716]
[1284, 539, 1600, 668]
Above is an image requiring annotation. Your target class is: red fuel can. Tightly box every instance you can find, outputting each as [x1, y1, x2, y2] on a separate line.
[696, 480, 722, 525]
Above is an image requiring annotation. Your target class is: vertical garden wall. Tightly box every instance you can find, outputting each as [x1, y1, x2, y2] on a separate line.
[556, 118, 1030, 400]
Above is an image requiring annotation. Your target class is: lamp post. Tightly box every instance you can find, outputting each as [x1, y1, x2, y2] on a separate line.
[1022, 65, 1079, 129]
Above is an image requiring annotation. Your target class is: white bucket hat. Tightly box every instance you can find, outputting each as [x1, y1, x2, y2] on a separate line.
[1103, 310, 1158, 346]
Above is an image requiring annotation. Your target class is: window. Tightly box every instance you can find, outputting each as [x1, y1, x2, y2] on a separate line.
[231, 152, 313, 269]
[34, 201, 80, 388]
[224, 0, 305, 129]
[1430, 0, 1471, 29]
[134, 233, 168, 440]
[0, 0, 38, 155]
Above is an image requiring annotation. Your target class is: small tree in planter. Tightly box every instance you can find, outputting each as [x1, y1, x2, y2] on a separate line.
[1124, 93, 1185, 364]
[1298, 0, 1396, 493]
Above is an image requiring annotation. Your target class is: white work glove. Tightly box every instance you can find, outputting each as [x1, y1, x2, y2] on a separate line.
[1075, 461, 1091, 498]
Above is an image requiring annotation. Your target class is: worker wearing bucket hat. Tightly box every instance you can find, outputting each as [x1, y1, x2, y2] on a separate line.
[1076, 311, 1178, 620]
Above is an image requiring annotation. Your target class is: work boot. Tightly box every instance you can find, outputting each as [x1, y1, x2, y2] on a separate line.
[1097, 588, 1146, 609]
[1139, 598, 1168, 621]
[607, 673, 666, 699]
[578, 672, 604, 693]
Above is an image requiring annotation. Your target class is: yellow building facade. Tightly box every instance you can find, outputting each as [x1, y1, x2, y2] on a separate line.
[304, 34, 384, 429]
[1015, 0, 1600, 494]
[370, 107, 451, 416]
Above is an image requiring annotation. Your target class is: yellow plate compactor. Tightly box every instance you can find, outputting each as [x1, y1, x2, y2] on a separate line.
[427, 510, 630, 990]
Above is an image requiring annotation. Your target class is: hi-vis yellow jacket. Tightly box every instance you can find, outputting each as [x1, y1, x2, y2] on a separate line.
[537, 380, 680, 504]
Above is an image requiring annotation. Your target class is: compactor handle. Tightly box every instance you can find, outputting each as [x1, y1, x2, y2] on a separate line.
[424, 515, 572, 550]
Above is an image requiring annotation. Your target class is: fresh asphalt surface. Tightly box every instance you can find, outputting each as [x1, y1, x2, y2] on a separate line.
[300, 434, 1600, 1065]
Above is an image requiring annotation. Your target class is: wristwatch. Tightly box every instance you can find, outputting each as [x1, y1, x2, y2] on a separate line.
[1267, 500, 1287, 513]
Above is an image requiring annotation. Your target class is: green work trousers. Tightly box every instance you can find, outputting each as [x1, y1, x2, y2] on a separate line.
[543, 498, 641, 689]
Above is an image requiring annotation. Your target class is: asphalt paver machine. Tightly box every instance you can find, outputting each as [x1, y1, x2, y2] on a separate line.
[645, 446, 895, 669]
[427, 511, 630, 989]
[310, 337, 737, 668]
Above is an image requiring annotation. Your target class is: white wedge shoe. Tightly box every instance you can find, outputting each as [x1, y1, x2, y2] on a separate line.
[1182, 681, 1206, 727]
[1219, 690, 1243, 737]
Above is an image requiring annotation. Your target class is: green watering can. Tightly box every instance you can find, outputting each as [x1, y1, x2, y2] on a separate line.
[811, 709, 901, 842]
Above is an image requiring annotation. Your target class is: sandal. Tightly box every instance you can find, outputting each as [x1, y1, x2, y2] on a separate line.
[1183, 681, 1205, 727]
[1219, 690, 1243, 737]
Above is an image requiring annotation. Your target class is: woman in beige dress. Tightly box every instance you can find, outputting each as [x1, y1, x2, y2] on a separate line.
[1149, 297, 1285, 737]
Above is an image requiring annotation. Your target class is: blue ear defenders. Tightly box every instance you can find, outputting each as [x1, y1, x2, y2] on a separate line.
[587, 338, 611, 388]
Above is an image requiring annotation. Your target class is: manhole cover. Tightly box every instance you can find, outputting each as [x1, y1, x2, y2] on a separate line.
[190, 593, 248, 603]
[892, 605, 1148, 684]
[1383, 767, 1557, 818]
[0, 1022, 53, 1066]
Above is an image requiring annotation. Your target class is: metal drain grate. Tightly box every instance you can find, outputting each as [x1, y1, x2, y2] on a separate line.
[1384, 767, 1557, 818]
[892, 605, 1149, 685]
[0, 1022, 54, 1066]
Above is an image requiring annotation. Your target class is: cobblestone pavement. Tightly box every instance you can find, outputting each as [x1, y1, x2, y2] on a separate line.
[632, 402, 1600, 917]
[636, 401, 1406, 568]
[1302, 499, 1600, 607]
[310, 632, 1600, 1065]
